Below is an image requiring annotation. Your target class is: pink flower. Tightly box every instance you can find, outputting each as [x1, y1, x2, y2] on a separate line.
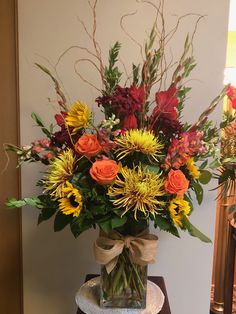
[226, 85, 236, 109]
[39, 138, 50, 147]
[32, 145, 42, 153]
[163, 131, 206, 169]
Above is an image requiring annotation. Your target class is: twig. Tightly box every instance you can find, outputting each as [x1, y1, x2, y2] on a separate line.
[74, 59, 101, 91]
[120, 11, 144, 61]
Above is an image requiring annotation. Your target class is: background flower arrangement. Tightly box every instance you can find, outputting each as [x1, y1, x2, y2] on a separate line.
[5, 1, 236, 242]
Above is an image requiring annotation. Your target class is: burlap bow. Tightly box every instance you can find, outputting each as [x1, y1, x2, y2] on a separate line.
[94, 228, 158, 274]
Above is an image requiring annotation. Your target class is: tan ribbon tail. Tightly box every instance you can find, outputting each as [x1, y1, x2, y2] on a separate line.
[94, 237, 124, 274]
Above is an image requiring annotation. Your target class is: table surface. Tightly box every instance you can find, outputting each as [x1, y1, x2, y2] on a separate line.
[77, 274, 171, 314]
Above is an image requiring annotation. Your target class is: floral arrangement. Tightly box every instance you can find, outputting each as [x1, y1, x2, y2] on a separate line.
[5, 2, 236, 244]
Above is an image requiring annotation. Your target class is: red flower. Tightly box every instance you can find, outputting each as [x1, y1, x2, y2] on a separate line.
[55, 112, 67, 126]
[154, 84, 179, 119]
[122, 113, 138, 129]
[226, 85, 236, 109]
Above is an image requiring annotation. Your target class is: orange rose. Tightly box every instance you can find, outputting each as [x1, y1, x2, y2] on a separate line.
[75, 134, 102, 158]
[90, 160, 119, 185]
[165, 169, 189, 195]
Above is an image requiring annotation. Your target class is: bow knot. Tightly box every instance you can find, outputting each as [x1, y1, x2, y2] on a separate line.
[94, 228, 158, 274]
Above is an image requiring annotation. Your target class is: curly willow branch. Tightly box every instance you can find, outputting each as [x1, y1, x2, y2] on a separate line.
[120, 11, 144, 61]
[74, 59, 101, 92]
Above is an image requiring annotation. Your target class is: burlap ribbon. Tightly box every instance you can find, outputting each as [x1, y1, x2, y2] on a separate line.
[94, 228, 158, 274]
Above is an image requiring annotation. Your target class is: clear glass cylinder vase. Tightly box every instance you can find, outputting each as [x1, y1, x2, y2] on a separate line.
[100, 220, 148, 309]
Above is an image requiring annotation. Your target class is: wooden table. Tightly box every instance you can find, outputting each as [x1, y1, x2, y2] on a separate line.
[77, 274, 171, 314]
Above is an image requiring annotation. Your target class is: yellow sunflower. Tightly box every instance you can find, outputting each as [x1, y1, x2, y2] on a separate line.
[108, 165, 165, 219]
[168, 196, 190, 227]
[186, 158, 200, 179]
[44, 149, 76, 198]
[115, 129, 163, 161]
[65, 100, 91, 134]
[59, 181, 83, 217]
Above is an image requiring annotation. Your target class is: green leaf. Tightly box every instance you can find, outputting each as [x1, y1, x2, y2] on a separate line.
[38, 207, 57, 224]
[143, 164, 160, 174]
[70, 216, 94, 238]
[99, 220, 112, 233]
[6, 197, 40, 208]
[209, 159, 221, 170]
[199, 160, 208, 170]
[31, 112, 52, 138]
[192, 182, 203, 205]
[132, 63, 140, 85]
[154, 215, 180, 238]
[54, 211, 73, 232]
[198, 170, 212, 185]
[111, 215, 127, 229]
[182, 217, 211, 243]
[31, 112, 44, 127]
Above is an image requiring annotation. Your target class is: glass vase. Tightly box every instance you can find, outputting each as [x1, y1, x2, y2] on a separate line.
[100, 220, 148, 309]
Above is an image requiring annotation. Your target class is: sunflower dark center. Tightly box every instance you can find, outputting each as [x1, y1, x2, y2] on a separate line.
[69, 195, 79, 207]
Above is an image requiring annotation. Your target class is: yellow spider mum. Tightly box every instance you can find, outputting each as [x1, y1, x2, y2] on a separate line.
[115, 129, 163, 161]
[44, 149, 76, 198]
[186, 158, 200, 179]
[108, 165, 165, 219]
[65, 100, 91, 134]
[169, 196, 190, 227]
[59, 181, 83, 217]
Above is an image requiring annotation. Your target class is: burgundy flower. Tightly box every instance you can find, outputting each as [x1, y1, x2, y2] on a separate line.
[96, 84, 145, 130]
[150, 112, 182, 136]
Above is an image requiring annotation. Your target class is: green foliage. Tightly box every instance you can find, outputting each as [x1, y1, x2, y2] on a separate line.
[182, 217, 211, 243]
[177, 86, 192, 115]
[191, 182, 203, 205]
[31, 112, 52, 138]
[54, 211, 73, 232]
[213, 167, 236, 199]
[6, 197, 41, 208]
[198, 170, 212, 185]
[37, 195, 58, 224]
[70, 215, 95, 237]
[199, 160, 208, 170]
[104, 42, 122, 94]
[154, 215, 180, 238]
[99, 215, 127, 233]
[132, 64, 140, 85]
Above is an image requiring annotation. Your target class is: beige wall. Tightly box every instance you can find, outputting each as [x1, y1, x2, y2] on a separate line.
[18, 1, 229, 313]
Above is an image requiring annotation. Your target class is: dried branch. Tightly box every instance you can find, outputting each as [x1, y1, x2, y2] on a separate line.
[119, 58, 132, 86]
[89, 0, 105, 85]
[120, 11, 144, 61]
[55, 45, 100, 68]
[35, 63, 68, 111]
[74, 59, 101, 91]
